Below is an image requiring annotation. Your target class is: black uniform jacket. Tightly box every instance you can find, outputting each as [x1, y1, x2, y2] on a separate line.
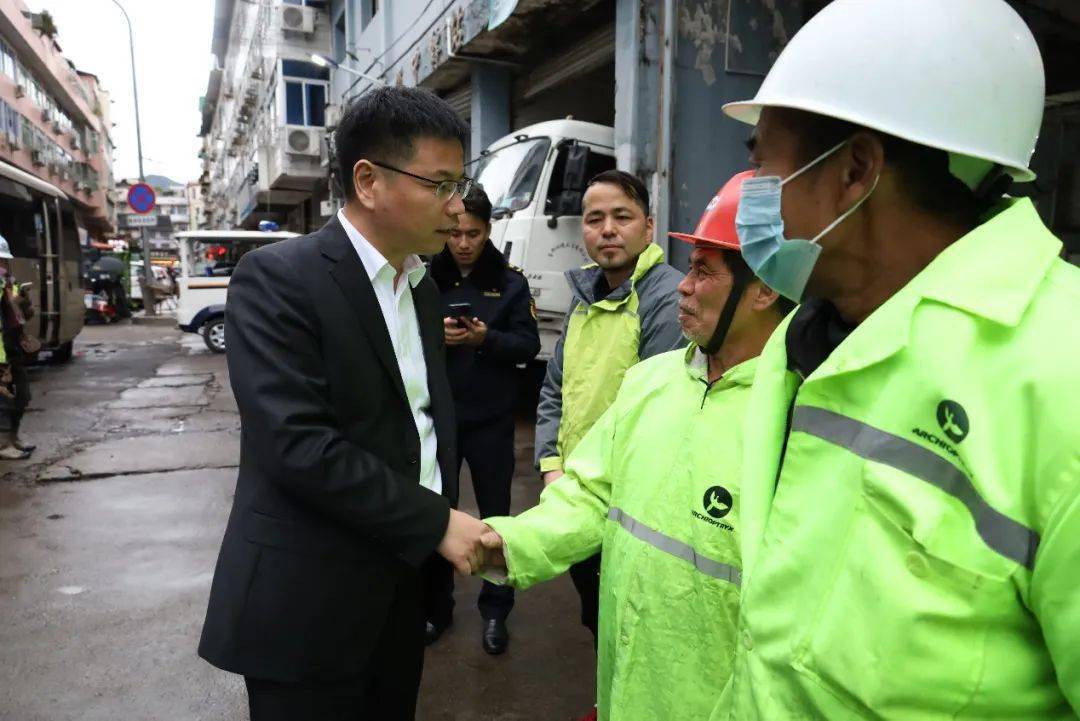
[198, 217, 457, 682]
[430, 241, 540, 424]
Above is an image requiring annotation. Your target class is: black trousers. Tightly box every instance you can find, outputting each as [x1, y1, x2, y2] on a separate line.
[569, 553, 601, 647]
[425, 415, 517, 624]
[245, 570, 425, 721]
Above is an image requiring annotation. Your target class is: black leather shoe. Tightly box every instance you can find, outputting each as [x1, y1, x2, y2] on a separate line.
[482, 618, 509, 655]
[425, 620, 451, 646]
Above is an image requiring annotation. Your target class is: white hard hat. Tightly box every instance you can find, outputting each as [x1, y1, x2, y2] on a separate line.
[723, 0, 1045, 183]
[0, 234, 12, 260]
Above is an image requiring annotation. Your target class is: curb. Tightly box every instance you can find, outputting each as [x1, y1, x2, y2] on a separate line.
[131, 315, 178, 327]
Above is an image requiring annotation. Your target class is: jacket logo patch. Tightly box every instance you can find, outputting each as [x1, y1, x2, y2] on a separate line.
[936, 400, 969, 444]
[910, 400, 970, 469]
[702, 486, 732, 518]
[692, 486, 734, 532]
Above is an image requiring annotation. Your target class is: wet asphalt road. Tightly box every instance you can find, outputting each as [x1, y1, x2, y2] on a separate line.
[0, 322, 594, 720]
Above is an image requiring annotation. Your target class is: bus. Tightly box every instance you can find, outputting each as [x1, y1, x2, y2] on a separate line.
[0, 160, 85, 362]
[174, 229, 298, 353]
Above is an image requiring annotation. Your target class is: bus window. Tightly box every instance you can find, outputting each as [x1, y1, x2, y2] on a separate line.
[0, 192, 40, 257]
[59, 204, 80, 256]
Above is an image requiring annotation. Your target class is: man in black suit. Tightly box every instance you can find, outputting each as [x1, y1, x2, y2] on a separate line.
[198, 86, 489, 721]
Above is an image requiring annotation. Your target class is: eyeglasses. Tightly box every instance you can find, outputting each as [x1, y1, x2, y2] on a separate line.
[369, 160, 474, 201]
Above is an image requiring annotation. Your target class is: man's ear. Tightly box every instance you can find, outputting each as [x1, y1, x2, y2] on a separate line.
[839, 131, 884, 212]
[750, 279, 781, 312]
[644, 214, 655, 244]
[353, 160, 378, 210]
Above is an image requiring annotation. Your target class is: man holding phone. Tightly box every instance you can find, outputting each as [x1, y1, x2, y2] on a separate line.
[429, 185, 540, 654]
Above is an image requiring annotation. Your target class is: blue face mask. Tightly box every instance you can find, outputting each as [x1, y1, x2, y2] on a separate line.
[736, 141, 879, 302]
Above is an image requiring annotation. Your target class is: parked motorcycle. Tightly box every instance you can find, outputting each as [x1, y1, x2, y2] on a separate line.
[83, 292, 117, 325]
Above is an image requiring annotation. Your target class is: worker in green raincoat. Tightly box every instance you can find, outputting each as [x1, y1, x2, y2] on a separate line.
[482, 172, 793, 721]
[713, 1, 1080, 718]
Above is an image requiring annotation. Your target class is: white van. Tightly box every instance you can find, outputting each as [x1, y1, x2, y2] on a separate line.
[175, 230, 298, 352]
[473, 120, 616, 360]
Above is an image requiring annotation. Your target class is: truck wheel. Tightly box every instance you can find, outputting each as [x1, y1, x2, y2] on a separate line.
[51, 341, 74, 363]
[202, 318, 226, 353]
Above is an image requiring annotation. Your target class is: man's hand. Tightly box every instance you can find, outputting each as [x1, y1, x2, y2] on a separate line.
[437, 509, 489, 574]
[542, 470, 565, 487]
[478, 526, 506, 573]
[459, 317, 488, 346]
[444, 317, 468, 346]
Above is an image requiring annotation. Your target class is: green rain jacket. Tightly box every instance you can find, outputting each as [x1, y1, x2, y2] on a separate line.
[719, 198, 1080, 720]
[534, 243, 685, 472]
[489, 347, 752, 721]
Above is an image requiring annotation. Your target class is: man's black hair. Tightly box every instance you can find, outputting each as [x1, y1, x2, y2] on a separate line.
[773, 107, 997, 229]
[586, 169, 651, 216]
[335, 86, 468, 198]
[462, 184, 493, 225]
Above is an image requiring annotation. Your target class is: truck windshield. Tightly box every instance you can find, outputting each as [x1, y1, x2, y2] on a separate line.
[186, 239, 266, 277]
[473, 137, 552, 214]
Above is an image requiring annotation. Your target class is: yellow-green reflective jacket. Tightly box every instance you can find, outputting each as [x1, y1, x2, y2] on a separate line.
[718, 198, 1080, 721]
[491, 347, 753, 721]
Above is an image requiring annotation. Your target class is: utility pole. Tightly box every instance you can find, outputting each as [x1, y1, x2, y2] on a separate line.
[109, 0, 156, 315]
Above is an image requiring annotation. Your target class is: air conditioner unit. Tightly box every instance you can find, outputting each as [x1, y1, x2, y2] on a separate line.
[280, 5, 315, 34]
[319, 199, 338, 217]
[31, 150, 45, 166]
[283, 125, 321, 157]
[7, 133, 20, 150]
[14, 83, 25, 98]
[52, 121, 62, 134]
[41, 107, 52, 122]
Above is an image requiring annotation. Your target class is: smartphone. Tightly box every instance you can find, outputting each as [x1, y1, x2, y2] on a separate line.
[447, 302, 473, 319]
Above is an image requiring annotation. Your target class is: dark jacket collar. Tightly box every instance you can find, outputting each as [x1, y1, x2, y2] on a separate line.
[430, 240, 508, 293]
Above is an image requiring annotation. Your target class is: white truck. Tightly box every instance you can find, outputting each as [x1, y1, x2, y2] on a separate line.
[472, 119, 616, 360]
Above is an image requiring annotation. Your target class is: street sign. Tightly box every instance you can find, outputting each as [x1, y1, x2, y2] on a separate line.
[125, 213, 158, 228]
[127, 182, 156, 215]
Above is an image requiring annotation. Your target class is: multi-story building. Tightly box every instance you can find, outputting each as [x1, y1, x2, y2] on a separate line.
[185, 180, 206, 231]
[77, 69, 116, 232]
[0, 0, 114, 239]
[198, 0, 333, 232]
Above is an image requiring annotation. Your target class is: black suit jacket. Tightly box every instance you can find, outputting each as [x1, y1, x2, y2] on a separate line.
[198, 217, 457, 682]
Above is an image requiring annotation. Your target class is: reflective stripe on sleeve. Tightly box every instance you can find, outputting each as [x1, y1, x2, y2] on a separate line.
[607, 507, 741, 586]
[792, 405, 1039, 569]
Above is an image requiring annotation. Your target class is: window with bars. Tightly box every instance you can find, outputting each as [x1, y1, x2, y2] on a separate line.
[282, 61, 329, 127]
[0, 40, 14, 79]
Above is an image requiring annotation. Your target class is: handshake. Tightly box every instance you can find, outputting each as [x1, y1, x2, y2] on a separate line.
[436, 509, 509, 579]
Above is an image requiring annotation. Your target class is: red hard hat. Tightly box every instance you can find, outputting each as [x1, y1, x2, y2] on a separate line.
[669, 170, 755, 251]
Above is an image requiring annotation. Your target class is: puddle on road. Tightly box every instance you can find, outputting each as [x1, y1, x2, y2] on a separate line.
[138, 374, 214, 389]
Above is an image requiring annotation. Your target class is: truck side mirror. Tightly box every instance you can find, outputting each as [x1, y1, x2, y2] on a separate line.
[563, 144, 590, 194]
[547, 143, 591, 228]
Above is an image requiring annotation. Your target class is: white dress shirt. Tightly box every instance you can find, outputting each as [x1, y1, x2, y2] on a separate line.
[337, 210, 443, 495]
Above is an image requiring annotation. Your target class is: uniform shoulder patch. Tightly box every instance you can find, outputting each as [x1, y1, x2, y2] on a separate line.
[508, 263, 525, 275]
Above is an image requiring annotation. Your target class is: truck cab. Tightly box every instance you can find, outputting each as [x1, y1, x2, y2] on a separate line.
[472, 120, 616, 360]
